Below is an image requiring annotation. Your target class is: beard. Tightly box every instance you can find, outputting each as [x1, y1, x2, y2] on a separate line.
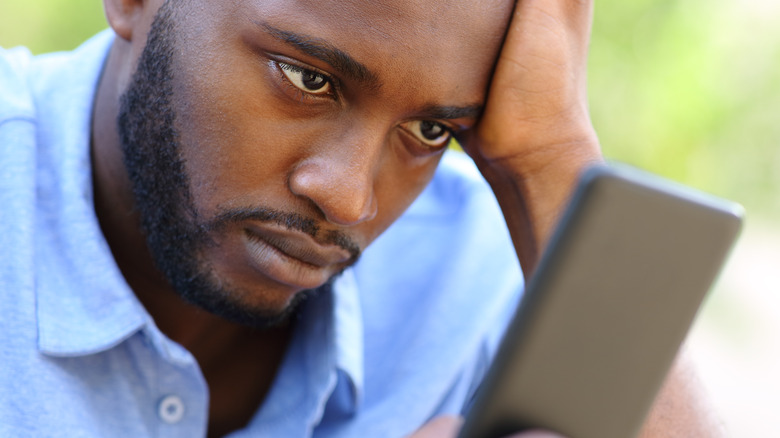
[115, 1, 356, 329]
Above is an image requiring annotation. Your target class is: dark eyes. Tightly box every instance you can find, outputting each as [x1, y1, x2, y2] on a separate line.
[277, 61, 332, 96]
[400, 120, 453, 149]
[275, 60, 453, 150]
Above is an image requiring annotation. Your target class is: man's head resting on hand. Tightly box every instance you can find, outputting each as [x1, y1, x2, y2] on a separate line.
[99, 0, 514, 328]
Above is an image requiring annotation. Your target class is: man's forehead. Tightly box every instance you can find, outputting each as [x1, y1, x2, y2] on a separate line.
[233, 0, 515, 101]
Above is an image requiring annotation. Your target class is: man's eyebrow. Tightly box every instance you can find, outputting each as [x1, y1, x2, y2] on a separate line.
[253, 20, 381, 90]
[419, 103, 483, 121]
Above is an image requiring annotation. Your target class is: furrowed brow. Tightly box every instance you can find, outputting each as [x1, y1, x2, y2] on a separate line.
[255, 20, 381, 90]
[419, 103, 483, 121]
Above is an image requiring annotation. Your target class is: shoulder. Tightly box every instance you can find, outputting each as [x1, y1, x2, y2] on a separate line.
[358, 149, 523, 329]
[0, 31, 114, 144]
[407, 149, 499, 219]
[0, 46, 38, 256]
[358, 149, 522, 313]
[0, 31, 117, 375]
[0, 45, 36, 123]
[360, 150, 519, 278]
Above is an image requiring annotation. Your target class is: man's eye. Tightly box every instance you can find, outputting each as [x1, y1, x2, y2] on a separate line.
[278, 62, 332, 95]
[402, 120, 452, 148]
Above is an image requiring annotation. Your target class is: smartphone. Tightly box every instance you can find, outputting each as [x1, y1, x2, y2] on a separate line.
[458, 164, 743, 438]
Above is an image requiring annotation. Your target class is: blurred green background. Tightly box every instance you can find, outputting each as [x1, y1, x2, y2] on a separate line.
[2, 0, 779, 435]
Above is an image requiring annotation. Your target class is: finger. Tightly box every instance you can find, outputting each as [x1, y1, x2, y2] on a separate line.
[495, 0, 594, 102]
[474, 0, 596, 158]
[506, 0, 594, 50]
[405, 416, 464, 438]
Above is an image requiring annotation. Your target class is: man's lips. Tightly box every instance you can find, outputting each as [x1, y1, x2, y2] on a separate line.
[243, 223, 354, 269]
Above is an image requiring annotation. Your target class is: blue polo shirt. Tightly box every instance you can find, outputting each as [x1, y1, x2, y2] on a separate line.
[0, 31, 523, 437]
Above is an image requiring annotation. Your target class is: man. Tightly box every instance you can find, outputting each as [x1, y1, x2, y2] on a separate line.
[0, 0, 720, 436]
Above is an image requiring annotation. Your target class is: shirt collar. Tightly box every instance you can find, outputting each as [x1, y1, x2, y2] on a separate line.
[34, 30, 150, 357]
[330, 268, 365, 407]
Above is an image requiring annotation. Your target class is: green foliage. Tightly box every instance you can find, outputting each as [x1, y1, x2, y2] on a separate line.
[2, 0, 778, 217]
[0, 0, 107, 54]
[589, 0, 780, 217]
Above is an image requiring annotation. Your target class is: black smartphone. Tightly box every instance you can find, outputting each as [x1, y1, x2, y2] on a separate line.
[458, 164, 743, 438]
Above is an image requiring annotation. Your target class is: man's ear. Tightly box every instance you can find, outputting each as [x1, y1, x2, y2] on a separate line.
[104, 0, 147, 42]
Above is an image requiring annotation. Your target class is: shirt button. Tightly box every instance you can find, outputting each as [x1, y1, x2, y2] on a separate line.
[158, 395, 185, 424]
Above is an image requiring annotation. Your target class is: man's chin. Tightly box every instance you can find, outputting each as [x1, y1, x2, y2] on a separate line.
[173, 272, 325, 330]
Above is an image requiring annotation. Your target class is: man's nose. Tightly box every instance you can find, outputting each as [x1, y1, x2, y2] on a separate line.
[288, 134, 382, 227]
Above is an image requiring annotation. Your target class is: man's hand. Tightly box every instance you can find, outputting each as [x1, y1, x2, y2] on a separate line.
[405, 416, 564, 438]
[457, 2, 724, 438]
[461, 0, 602, 275]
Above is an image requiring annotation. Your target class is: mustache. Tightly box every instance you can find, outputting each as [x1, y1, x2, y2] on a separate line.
[203, 207, 362, 260]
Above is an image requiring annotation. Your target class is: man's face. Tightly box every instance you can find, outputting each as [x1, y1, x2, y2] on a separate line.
[118, 0, 513, 327]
